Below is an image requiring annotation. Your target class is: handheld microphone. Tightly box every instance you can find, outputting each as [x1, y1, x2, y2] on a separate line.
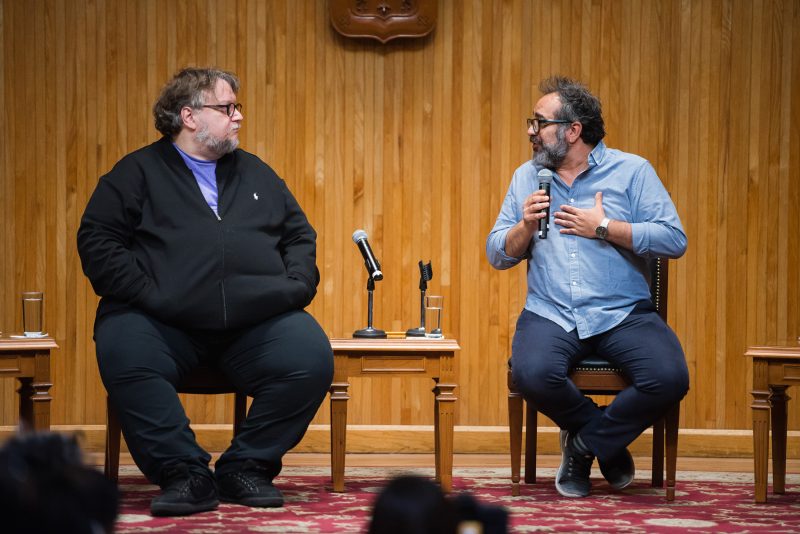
[537, 168, 553, 239]
[352, 229, 384, 281]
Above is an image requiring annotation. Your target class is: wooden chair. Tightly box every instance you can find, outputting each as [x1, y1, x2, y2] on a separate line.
[104, 364, 248, 482]
[508, 258, 680, 501]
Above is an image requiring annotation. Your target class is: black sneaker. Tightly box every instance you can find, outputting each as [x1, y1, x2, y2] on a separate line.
[150, 464, 219, 517]
[217, 459, 284, 508]
[599, 448, 635, 490]
[555, 430, 594, 498]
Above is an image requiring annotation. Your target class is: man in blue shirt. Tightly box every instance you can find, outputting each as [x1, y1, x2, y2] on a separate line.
[486, 77, 689, 498]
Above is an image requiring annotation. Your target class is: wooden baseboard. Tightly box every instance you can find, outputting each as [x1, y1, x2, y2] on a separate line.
[2, 425, 798, 458]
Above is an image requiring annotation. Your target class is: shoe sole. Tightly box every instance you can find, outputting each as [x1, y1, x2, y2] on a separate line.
[220, 495, 284, 508]
[151, 498, 219, 517]
[555, 430, 590, 498]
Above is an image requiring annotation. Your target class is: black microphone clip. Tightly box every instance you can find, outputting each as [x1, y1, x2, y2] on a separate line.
[407, 260, 434, 338]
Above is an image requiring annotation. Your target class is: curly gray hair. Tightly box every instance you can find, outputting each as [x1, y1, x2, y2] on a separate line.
[153, 67, 240, 137]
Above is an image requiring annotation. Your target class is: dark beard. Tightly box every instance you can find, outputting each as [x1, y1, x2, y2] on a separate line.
[532, 126, 568, 170]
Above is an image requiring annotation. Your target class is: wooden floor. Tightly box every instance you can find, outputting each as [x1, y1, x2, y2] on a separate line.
[97, 452, 800, 474]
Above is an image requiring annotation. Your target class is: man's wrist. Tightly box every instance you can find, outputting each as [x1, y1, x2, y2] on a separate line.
[595, 217, 611, 240]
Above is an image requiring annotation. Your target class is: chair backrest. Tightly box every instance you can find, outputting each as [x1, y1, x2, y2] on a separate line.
[650, 257, 669, 322]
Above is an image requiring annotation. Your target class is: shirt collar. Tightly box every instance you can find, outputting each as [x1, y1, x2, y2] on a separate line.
[588, 140, 607, 168]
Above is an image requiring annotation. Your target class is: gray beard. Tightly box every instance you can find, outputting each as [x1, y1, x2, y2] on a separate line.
[532, 126, 568, 170]
[196, 126, 239, 158]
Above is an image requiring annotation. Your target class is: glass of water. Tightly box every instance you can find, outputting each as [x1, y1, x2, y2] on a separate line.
[424, 295, 443, 338]
[21, 291, 44, 337]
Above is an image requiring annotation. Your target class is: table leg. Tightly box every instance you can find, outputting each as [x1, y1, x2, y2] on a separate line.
[769, 386, 789, 494]
[433, 378, 457, 493]
[751, 360, 771, 503]
[329, 378, 350, 493]
[17, 378, 34, 431]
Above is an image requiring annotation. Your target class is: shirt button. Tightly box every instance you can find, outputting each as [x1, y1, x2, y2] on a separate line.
[572, 281, 578, 286]
[569, 198, 575, 203]
[570, 253, 576, 258]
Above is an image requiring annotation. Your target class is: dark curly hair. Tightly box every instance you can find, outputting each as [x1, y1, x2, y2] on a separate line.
[153, 67, 240, 137]
[538, 76, 605, 145]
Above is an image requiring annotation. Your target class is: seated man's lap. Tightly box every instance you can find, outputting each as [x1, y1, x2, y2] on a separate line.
[94, 309, 200, 387]
[95, 309, 333, 396]
[218, 310, 334, 396]
[510, 309, 591, 397]
[510, 306, 688, 403]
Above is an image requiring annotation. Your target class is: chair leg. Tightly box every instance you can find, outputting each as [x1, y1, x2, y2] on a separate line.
[508, 386, 524, 496]
[104, 397, 121, 483]
[651, 418, 665, 487]
[233, 392, 247, 436]
[664, 402, 680, 501]
[524, 405, 537, 484]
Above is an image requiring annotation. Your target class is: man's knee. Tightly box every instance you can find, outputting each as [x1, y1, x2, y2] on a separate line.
[510, 358, 564, 405]
[659, 364, 690, 404]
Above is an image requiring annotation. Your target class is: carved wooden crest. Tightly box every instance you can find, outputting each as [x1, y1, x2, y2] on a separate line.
[330, 0, 437, 44]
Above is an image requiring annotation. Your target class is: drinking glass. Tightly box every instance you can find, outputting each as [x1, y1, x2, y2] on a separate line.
[22, 291, 44, 336]
[424, 295, 443, 339]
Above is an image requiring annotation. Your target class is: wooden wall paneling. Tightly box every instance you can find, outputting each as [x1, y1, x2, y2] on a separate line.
[2, 0, 800, 452]
[0, 0, 11, 423]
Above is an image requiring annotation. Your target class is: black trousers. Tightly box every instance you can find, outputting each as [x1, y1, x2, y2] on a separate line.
[510, 304, 689, 463]
[95, 308, 333, 485]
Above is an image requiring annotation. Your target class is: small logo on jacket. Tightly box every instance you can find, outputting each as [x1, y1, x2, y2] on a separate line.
[253, 192, 259, 200]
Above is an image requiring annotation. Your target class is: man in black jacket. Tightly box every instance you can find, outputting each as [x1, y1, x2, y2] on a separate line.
[77, 68, 333, 517]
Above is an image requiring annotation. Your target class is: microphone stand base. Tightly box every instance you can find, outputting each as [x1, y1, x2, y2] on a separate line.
[353, 327, 387, 339]
[405, 327, 426, 337]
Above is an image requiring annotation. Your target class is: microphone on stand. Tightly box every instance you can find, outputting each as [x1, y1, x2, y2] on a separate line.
[352, 229, 386, 338]
[352, 230, 383, 281]
[406, 260, 433, 337]
[537, 168, 553, 239]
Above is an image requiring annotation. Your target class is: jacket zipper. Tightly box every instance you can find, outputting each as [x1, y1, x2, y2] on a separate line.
[218, 214, 228, 328]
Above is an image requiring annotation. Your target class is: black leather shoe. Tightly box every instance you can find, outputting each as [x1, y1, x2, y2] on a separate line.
[150, 464, 219, 517]
[217, 459, 284, 508]
[555, 430, 594, 498]
[599, 448, 635, 490]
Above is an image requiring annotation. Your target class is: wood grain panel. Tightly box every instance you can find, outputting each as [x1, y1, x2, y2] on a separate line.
[1, 0, 799, 452]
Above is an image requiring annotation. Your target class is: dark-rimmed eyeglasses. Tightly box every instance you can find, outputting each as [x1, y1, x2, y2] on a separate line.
[526, 117, 572, 135]
[202, 103, 243, 118]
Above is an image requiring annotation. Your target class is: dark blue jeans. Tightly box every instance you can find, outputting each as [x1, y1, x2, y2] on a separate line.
[95, 309, 333, 485]
[510, 304, 689, 463]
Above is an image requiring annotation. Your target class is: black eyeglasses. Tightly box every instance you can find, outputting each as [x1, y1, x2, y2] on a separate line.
[526, 117, 572, 135]
[202, 103, 243, 118]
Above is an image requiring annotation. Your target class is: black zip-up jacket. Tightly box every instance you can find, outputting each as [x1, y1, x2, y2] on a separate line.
[77, 137, 318, 331]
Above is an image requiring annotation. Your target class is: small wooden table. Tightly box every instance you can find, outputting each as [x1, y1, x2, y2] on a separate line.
[329, 337, 460, 492]
[746, 343, 800, 502]
[0, 334, 58, 431]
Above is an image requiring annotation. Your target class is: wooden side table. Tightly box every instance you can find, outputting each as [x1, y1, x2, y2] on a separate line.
[329, 337, 460, 492]
[746, 343, 800, 503]
[0, 334, 58, 431]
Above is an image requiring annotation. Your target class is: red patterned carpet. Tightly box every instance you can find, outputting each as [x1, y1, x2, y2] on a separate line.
[114, 466, 800, 533]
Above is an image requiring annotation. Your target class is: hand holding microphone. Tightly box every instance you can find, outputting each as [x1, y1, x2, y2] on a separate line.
[536, 169, 553, 239]
[521, 169, 553, 237]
